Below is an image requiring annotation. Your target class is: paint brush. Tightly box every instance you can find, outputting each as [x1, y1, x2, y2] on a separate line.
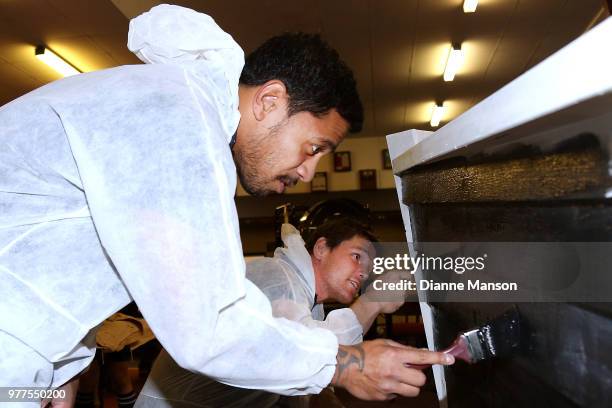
[408, 308, 521, 369]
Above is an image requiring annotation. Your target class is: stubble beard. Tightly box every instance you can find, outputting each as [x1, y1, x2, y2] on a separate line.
[233, 122, 285, 196]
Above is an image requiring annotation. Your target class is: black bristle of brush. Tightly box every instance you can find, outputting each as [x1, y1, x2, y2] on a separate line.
[474, 307, 521, 360]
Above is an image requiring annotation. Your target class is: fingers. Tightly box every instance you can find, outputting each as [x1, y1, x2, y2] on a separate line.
[389, 382, 422, 398]
[380, 340, 454, 365]
[396, 347, 455, 366]
[397, 365, 427, 387]
[382, 338, 405, 347]
[376, 377, 423, 399]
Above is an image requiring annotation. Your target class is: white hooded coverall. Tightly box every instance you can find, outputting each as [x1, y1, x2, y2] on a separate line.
[135, 224, 363, 408]
[0, 4, 338, 402]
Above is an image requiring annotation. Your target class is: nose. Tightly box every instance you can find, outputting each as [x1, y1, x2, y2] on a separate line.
[296, 155, 321, 182]
[356, 266, 367, 282]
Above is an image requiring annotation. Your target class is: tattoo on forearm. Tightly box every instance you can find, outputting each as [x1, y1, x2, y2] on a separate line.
[335, 344, 366, 382]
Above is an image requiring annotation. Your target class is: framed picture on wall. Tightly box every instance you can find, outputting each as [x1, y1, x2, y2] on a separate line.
[311, 171, 328, 192]
[382, 149, 392, 169]
[333, 151, 351, 172]
[359, 169, 377, 190]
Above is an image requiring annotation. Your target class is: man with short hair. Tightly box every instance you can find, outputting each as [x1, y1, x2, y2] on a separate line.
[136, 219, 403, 408]
[0, 4, 451, 405]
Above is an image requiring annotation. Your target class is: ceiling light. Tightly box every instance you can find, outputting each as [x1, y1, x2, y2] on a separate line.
[443, 44, 464, 82]
[463, 0, 478, 13]
[35, 46, 80, 77]
[430, 103, 445, 127]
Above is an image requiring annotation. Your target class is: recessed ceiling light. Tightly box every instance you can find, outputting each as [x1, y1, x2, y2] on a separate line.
[35, 46, 80, 77]
[430, 103, 445, 127]
[443, 44, 464, 82]
[463, 0, 478, 13]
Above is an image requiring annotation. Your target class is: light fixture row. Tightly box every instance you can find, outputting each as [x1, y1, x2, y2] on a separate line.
[33, 4, 479, 127]
[430, 1, 478, 127]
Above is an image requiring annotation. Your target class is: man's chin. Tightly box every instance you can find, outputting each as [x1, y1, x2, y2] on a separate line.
[338, 292, 356, 305]
[247, 188, 276, 197]
[242, 183, 282, 197]
[238, 169, 294, 196]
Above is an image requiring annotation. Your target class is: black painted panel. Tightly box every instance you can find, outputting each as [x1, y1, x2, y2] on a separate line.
[401, 135, 612, 407]
[408, 201, 612, 407]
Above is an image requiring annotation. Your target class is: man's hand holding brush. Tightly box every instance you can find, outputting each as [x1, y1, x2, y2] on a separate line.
[331, 339, 454, 400]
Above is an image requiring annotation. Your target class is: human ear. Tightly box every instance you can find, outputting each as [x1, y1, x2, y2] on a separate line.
[313, 237, 330, 261]
[252, 80, 287, 121]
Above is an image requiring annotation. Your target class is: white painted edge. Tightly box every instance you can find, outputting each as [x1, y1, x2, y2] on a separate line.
[387, 130, 448, 407]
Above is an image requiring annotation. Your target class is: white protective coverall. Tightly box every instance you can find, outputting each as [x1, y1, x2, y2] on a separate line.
[135, 224, 363, 408]
[0, 4, 338, 400]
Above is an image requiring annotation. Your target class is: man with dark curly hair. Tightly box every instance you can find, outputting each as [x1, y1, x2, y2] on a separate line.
[0, 5, 452, 406]
[233, 32, 363, 196]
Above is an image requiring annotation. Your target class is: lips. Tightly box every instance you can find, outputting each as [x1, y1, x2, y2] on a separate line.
[348, 280, 360, 292]
[280, 174, 298, 185]
[276, 177, 298, 193]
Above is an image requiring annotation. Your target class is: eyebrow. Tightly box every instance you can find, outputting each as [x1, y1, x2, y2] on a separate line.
[351, 245, 372, 256]
[318, 138, 338, 152]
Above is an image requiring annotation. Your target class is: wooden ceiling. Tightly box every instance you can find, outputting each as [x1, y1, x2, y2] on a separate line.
[0, 0, 608, 137]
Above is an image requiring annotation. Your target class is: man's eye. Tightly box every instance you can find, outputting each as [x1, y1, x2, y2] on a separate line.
[352, 253, 361, 261]
[311, 145, 323, 155]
